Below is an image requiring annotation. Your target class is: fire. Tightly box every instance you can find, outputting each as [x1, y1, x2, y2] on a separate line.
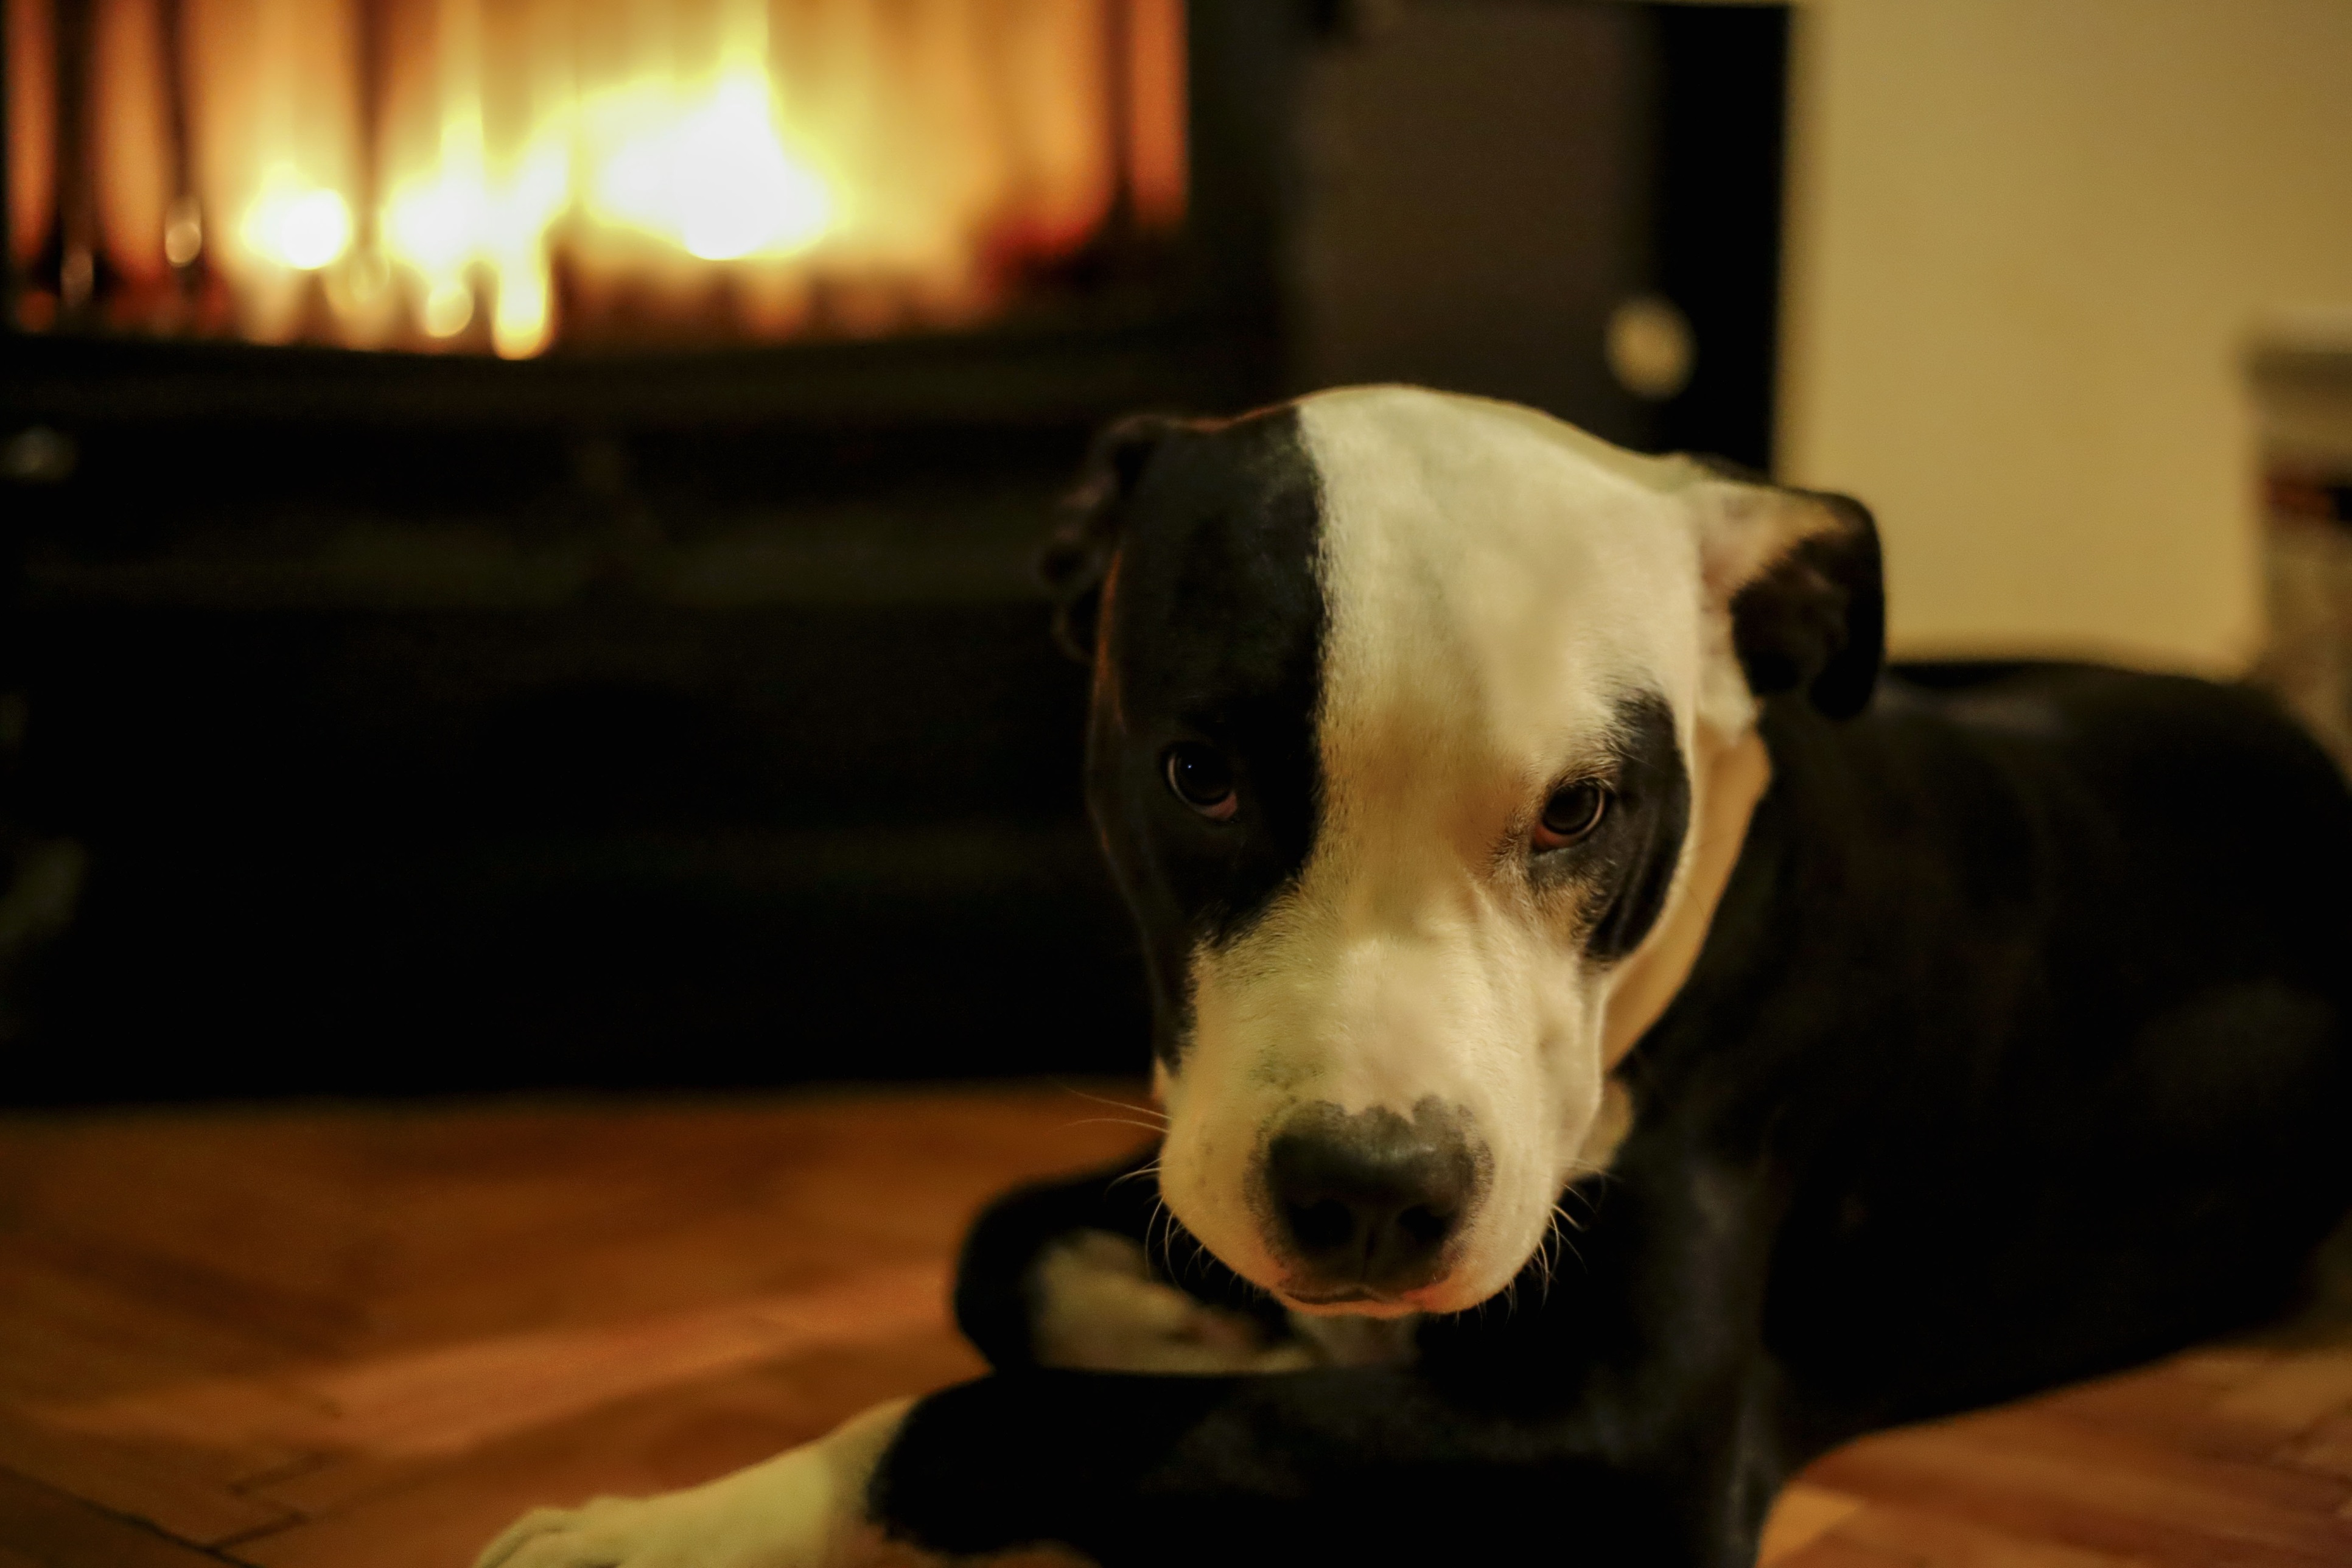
[584, 66, 831, 264]
[6, 0, 1185, 355]
[242, 178, 354, 272]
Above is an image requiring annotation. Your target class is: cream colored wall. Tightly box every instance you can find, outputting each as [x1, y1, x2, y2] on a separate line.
[1776, 0, 2352, 671]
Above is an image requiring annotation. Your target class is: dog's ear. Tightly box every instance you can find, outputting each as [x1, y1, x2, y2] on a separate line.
[1687, 458, 1885, 720]
[1038, 415, 1187, 662]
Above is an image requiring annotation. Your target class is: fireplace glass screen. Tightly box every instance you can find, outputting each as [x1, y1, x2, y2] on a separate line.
[5, 0, 1186, 355]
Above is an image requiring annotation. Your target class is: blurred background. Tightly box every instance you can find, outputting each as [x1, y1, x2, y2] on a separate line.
[0, 0, 2347, 1103]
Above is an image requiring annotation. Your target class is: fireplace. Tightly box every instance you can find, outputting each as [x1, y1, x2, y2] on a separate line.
[4, 0, 1292, 441]
[0, 2, 1790, 1102]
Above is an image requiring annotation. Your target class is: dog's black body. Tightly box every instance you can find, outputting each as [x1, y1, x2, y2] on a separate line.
[878, 662, 2352, 1567]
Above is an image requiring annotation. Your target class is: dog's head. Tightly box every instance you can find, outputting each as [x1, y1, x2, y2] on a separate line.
[1045, 386, 1881, 1315]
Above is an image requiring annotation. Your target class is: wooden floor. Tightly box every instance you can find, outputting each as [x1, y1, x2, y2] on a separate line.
[1, 1087, 2348, 1568]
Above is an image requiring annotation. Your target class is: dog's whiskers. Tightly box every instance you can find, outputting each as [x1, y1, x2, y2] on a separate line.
[1535, 1203, 1582, 1302]
[1147, 1194, 1179, 1279]
[1057, 1086, 1169, 1127]
[1136, 1193, 1217, 1287]
[1063, 1116, 1172, 1138]
[1107, 1160, 1163, 1191]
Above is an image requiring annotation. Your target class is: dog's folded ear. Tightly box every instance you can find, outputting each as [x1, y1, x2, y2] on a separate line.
[1040, 415, 1186, 662]
[1687, 459, 1885, 720]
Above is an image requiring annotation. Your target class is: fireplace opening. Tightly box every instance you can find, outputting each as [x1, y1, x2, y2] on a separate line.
[9, 0, 1188, 355]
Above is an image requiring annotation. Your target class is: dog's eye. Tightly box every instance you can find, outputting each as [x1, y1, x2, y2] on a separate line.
[1533, 781, 1608, 850]
[1164, 744, 1238, 821]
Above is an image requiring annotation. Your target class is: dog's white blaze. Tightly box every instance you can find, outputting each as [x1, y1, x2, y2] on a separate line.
[1158, 387, 1773, 1315]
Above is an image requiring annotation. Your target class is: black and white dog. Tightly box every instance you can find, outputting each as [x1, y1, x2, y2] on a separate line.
[481, 387, 2352, 1568]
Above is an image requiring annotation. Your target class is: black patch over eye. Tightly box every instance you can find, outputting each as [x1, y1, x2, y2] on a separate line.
[1534, 780, 1609, 850]
[1164, 743, 1239, 821]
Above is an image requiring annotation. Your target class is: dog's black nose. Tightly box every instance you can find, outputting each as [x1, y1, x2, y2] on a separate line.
[1265, 1101, 1482, 1293]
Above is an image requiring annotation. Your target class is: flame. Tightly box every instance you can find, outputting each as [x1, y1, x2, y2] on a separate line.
[380, 55, 833, 355]
[583, 60, 831, 264]
[243, 177, 353, 271]
[58, 0, 1186, 355]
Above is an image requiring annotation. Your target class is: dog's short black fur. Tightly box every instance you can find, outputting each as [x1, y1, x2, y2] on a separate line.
[871, 414, 2352, 1567]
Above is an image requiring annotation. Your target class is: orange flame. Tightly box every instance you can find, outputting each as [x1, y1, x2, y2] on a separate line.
[13, 0, 1185, 352]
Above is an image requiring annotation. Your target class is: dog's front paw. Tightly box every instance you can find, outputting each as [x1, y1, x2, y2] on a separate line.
[475, 1494, 740, 1568]
[475, 1399, 915, 1568]
[1031, 1230, 1313, 1374]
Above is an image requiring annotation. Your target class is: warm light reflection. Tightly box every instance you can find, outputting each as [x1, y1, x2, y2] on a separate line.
[26, 0, 1188, 354]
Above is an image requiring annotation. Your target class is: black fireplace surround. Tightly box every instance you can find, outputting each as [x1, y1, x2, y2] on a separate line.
[0, 1, 1788, 1102]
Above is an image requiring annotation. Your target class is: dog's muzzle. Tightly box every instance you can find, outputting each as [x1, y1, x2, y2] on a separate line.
[1259, 1099, 1486, 1304]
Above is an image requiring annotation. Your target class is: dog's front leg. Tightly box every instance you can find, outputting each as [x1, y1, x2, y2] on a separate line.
[863, 1365, 1735, 1567]
[475, 1366, 1723, 1568]
[475, 1398, 920, 1568]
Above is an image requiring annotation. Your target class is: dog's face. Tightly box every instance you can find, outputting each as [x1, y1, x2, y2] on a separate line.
[1046, 386, 1880, 1316]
